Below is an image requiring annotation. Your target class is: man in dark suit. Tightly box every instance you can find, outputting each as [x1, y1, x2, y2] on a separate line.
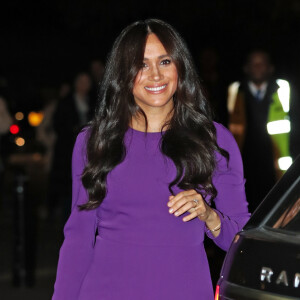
[228, 50, 299, 212]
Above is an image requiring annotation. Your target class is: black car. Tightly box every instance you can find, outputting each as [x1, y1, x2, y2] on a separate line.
[216, 156, 300, 300]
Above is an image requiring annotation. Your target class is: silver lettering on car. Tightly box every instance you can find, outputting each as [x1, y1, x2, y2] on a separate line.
[261, 268, 300, 288]
[295, 273, 300, 288]
[276, 270, 289, 286]
[261, 267, 274, 283]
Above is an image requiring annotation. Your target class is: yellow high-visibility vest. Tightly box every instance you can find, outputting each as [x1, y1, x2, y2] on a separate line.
[227, 79, 292, 174]
[267, 79, 292, 172]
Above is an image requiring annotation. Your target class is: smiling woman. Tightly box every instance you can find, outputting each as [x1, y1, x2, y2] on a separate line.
[132, 34, 178, 118]
[52, 19, 250, 300]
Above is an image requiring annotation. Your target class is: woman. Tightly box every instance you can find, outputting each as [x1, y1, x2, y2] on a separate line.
[52, 19, 250, 300]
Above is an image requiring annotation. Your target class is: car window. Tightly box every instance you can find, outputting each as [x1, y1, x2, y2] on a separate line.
[266, 179, 300, 234]
[244, 156, 300, 230]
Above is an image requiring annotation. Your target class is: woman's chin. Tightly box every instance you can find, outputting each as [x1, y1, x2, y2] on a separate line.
[137, 97, 174, 109]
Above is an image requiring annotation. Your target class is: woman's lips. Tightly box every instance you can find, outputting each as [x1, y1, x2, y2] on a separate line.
[144, 84, 167, 94]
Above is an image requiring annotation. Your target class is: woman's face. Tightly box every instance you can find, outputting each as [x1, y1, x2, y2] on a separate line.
[133, 34, 178, 111]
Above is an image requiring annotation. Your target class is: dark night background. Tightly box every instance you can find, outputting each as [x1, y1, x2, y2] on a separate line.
[1, 0, 300, 299]
[2, 0, 300, 110]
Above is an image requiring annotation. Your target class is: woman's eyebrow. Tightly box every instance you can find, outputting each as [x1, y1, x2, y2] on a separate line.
[143, 54, 170, 61]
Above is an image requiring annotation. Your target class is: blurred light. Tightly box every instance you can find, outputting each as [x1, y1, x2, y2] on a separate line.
[227, 81, 240, 113]
[15, 137, 25, 147]
[278, 156, 292, 171]
[267, 120, 290, 135]
[10, 124, 20, 135]
[28, 111, 44, 127]
[15, 112, 24, 121]
[214, 285, 220, 300]
[276, 79, 290, 112]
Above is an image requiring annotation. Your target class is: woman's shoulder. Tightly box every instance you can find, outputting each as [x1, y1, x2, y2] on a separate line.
[75, 126, 91, 146]
[73, 127, 91, 162]
[213, 122, 237, 150]
[213, 121, 244, 173]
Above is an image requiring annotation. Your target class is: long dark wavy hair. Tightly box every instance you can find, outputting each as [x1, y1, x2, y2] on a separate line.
[80, 19, 228, 210]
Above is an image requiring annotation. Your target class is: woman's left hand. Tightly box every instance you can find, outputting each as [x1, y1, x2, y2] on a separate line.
[167, 189, 214, 222]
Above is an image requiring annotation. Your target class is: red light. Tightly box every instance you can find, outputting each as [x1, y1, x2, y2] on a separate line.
[215, 285, 220, 300]
[10, 124, 20, 135]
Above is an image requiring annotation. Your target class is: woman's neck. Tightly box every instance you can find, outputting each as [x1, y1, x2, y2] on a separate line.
[131, 103, 174, 133]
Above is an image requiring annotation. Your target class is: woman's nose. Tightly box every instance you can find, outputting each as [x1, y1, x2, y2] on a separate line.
[149, 66, 163, 81]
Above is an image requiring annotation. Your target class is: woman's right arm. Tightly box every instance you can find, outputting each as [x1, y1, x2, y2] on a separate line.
[52, 129, 98, 300]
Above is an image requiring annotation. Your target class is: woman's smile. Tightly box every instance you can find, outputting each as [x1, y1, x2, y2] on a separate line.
[144, 83, 168, 93]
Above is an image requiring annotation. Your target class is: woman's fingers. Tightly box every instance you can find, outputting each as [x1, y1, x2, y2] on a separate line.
[168, 190, 195, 206]
[168, 190, 197, 212]
[167, 190, 206, 221]
[182, 210, 199, 222]
[171, 199, 196, 217]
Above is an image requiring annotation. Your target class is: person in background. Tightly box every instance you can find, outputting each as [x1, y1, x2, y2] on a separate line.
[37, 82, 71, 173]
[0, 76, 13, 202]
[0, 96, 12, 138]
[48, 73, 92, 221]
[228, 50, 298, 212]
[198, 47, 228, 127]
[0, 94, 13, 199]
[89, 59, 105, 112]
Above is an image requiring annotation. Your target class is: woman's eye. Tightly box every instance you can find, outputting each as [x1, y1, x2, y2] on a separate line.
[161, 59, 171, 65]
[142, 62, 148, 69]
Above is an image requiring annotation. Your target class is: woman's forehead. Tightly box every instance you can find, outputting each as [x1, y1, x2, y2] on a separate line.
[143, 34, 168, 60]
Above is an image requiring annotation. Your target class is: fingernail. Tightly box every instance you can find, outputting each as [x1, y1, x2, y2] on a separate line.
[169, 208, 173, 213]
[168, 202, 172, 207]
[183, 218, 187, 222]
[174, 211, 179, 216]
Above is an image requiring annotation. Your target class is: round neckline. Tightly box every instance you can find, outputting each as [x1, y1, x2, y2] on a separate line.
[128, 126, 167, 135]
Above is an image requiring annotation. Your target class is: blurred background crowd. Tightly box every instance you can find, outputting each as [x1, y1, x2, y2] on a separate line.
[1, 0, 300, 299]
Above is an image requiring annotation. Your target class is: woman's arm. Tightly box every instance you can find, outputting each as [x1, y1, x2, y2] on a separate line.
[52, 129, 98, 299]
[206, 123, 251, 251]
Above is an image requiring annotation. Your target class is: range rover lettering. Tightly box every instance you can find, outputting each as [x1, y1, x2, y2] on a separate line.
[216, 156, 300, 300]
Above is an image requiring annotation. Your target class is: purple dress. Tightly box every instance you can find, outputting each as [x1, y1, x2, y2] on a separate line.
[52, 123, 250, 300]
